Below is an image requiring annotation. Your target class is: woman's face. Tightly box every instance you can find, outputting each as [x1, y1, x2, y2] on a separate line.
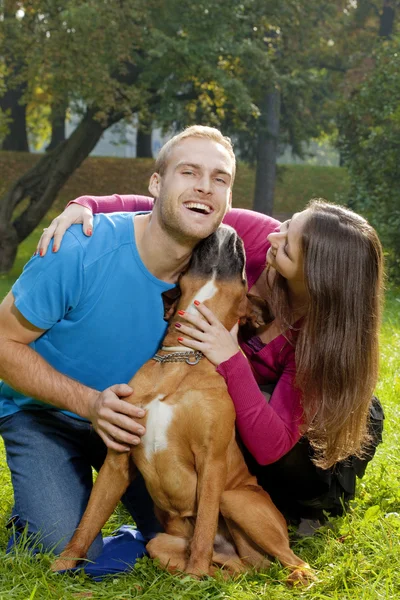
[266, 209, 310, 282]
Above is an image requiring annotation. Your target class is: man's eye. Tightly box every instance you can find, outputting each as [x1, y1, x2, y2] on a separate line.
[215, 177, 227, 184]
[182, 170, 194, 175]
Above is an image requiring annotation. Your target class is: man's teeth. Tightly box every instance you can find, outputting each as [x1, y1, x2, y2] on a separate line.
[184, 202, 211, 214]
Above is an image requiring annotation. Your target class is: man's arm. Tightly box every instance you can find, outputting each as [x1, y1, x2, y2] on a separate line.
[0, 292, 146, 452]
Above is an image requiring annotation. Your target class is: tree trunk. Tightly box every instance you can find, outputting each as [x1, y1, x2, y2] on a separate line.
[46, 100, 67, 152]
[0, 108, 125, 273]
[136, 117, 153, 158]
[379, 1, 395, 37]
[0, 81, 29, 152]
[253, 90, 281, 215]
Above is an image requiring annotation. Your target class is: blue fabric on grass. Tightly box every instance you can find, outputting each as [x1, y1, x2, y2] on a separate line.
[7, 522, 148, 581]
[72, 526, 148, 580]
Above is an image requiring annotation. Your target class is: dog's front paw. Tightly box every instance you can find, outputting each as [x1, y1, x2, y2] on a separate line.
[286, 563, 316, 586]
[185, 560, 212, 579]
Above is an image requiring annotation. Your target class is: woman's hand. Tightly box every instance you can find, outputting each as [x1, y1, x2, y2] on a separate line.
[36, 203, 94, 257]
[175, 301, 240, 366]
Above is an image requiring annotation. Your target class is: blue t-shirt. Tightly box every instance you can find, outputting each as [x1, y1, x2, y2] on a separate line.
[0, 212, 175, 419]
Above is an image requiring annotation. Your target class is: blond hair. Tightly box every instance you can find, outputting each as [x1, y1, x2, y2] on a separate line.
[155, 125, 236, 185]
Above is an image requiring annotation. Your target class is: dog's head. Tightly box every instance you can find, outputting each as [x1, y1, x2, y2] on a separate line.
[162, 226, 273, 334]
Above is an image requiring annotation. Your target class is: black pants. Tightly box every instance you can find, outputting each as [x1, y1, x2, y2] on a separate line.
[242, 395, 384, 523]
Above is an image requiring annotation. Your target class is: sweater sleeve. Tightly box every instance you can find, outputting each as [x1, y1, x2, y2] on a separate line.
[69, 194, 154, 213]
[216, 349, 303, 465]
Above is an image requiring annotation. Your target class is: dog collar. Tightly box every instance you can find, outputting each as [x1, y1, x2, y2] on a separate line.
[152, 350, 204, 366]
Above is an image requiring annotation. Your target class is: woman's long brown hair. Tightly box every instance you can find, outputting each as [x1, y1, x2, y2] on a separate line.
[269, 199, 384, 468]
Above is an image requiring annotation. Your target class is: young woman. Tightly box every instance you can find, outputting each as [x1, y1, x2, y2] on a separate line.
[38, 195, 384, 529]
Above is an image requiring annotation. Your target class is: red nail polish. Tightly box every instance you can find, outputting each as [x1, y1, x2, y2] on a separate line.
[177, 310, 185, 316]
[175, 322, 182, 328]
[177, 337, 183, 342]
[194, 300, 200, 306]
[87, 229, 92, 236]
[39, 249, 43, 257]
[52, 246, 57, 253]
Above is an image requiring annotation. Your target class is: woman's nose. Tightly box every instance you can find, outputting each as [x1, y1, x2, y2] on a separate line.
[267, 230, 283, 245]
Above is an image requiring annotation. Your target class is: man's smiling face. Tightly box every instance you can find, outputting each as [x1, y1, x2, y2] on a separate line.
[149, 136, 233, 243]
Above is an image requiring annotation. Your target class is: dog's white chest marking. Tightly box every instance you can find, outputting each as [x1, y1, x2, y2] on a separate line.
[142, 395, 174, 460]
[185, 277, 218, 315]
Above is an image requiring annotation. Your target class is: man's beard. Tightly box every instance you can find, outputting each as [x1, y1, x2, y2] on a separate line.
[158, 189, 221, 245]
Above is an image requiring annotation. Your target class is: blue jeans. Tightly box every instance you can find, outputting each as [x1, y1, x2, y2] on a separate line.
[0, 410, 161, 560]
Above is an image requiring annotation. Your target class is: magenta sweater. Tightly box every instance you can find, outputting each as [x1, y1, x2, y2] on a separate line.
[73, 194, 304, 464]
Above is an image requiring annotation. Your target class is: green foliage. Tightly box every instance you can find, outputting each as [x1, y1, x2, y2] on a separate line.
[338, 37, 400, 282]
[0, 1, 372, 151]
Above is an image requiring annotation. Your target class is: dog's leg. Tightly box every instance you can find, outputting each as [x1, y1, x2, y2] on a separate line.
[51, 450, 135, 571]
[224, 517, 271, 570]
[185, 456, 227, 578]
[220, 489, 315, 585]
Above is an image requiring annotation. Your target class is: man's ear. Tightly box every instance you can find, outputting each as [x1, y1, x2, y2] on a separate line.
[227, 189, 232, 211]
[149, 172, 161, 198]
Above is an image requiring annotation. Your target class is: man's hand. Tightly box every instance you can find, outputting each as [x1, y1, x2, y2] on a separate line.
[36, 203, 94, 257]
[88, 384, 147, 452]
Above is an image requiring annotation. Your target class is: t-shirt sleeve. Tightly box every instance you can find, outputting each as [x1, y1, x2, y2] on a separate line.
[69, 194, 154, 213]
[216, 349, 303, 465]
[12, 231, 85, 329]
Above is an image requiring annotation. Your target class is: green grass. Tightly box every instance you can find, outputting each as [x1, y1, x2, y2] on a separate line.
[0, 159, 398, 598]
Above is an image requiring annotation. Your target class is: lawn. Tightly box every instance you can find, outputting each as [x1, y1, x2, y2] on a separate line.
[0, 163, 399, 599]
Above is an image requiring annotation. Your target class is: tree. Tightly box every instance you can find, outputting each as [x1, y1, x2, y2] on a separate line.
[136, 112, 153, 158]
[0, 0, 271, 272]
[244, 1, 397, 214]
[0, 2, 30, 151]
[212, 2, 350, 214]
[3, 0, 383, 270]
[337, 12, 400, 280]
[0, 0, 151, 271]
[45, 99, 68, 151]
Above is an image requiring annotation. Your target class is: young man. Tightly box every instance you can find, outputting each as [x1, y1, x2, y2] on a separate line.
[0, 126, 235, 559]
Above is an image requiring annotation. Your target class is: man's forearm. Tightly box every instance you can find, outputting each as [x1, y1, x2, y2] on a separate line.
[0, 338, 97, 418]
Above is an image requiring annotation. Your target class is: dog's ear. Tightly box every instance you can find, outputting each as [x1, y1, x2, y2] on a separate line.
[239, 294, 274, 339]
[161, 287, 181, 321]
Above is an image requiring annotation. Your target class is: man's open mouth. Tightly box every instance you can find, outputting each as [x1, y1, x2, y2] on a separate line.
[183, 202, 212, 215]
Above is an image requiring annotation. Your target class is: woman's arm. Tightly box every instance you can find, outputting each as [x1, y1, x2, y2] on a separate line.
[217, 351, 303, 465]
[175, 301, 303, 465]
[70, 193, 154, 213]
[36, 194, 155, 256]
